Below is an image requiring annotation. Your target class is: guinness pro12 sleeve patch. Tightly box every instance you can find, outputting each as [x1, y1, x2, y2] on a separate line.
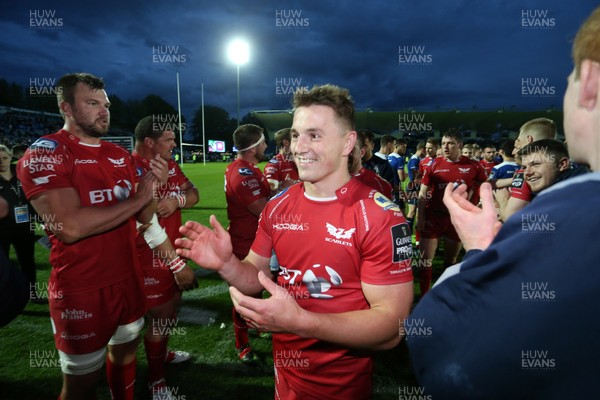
[392, 223, 413, 263]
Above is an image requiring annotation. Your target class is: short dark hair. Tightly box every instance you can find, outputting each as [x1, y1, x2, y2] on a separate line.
[293, 84, 355, 131]
[357, 129, 375, 144]
[442, 128, 463, 144]
[134, 115, 165, 142]
[233, 124, 264, 151]
[518, 139, 569, 164]
[56, 73, 105, 117]
[499, 140, 515, 156]
[380, 134, 395, 147]
[426, 138, 439, 147]
[356, 129, 367, 148]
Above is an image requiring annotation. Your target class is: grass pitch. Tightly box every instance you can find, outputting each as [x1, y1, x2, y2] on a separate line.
[1, 161, 435, 400]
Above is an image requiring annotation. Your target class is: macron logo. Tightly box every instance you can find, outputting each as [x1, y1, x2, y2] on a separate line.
[326, 223, 356, 240]
[458, 167, 471, 173]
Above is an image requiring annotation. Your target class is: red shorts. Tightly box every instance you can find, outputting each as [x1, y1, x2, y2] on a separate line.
[420, 210, 460, 242]
[49, 275, 145, 354]
[139, 247, 179, 309]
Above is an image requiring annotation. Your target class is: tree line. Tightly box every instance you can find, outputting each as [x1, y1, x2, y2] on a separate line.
[0, 78, 266, 150]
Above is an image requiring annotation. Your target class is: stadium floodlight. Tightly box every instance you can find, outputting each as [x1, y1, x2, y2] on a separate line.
[227, 38, 249, 128]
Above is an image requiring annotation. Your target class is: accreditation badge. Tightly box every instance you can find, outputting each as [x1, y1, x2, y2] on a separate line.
[14, 205, 29, 224]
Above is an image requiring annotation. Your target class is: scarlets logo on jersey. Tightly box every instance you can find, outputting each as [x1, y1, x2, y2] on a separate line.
[108, 157, 127, 167]
[238, 167, 253, 176]
[30, 138, 58, 152]
[168, 167, 176, 176]
[324, 223, 355, 247]
[373, 192, 401, 212]
[458, 167, 471, 174]
[326, 223, 355, 239]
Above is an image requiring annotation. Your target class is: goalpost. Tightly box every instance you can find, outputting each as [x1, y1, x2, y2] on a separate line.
[182, 143, 204, 164]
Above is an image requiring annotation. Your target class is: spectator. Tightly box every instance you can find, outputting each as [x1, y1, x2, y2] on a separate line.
[0, 144, 42, 303]
[407, 8, 600, 398]
[0, 196, 29, 328]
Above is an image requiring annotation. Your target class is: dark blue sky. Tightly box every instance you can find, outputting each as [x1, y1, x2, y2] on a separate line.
[0, 0, 597, 124]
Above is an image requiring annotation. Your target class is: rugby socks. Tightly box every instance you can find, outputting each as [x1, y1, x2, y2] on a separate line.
[144, 336, 167, 386]
[232, 307, 249, 349]
[106, 356, 136, 400]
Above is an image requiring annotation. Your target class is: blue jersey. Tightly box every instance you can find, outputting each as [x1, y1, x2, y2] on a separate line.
[406, 172, 600, 399]
[488, 161, 519, 180]
[407, 154, 421, 182]
[387, 153, 405, 186]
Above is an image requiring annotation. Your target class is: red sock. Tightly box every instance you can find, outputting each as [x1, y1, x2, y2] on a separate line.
[144, 336, 167, 385]
[106, 356, 136, 400]
[232, 307, 249, 349]
[420, 267, 432, 296]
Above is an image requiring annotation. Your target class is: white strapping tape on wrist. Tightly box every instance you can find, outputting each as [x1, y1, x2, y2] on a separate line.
[143, 214, 168, 249]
